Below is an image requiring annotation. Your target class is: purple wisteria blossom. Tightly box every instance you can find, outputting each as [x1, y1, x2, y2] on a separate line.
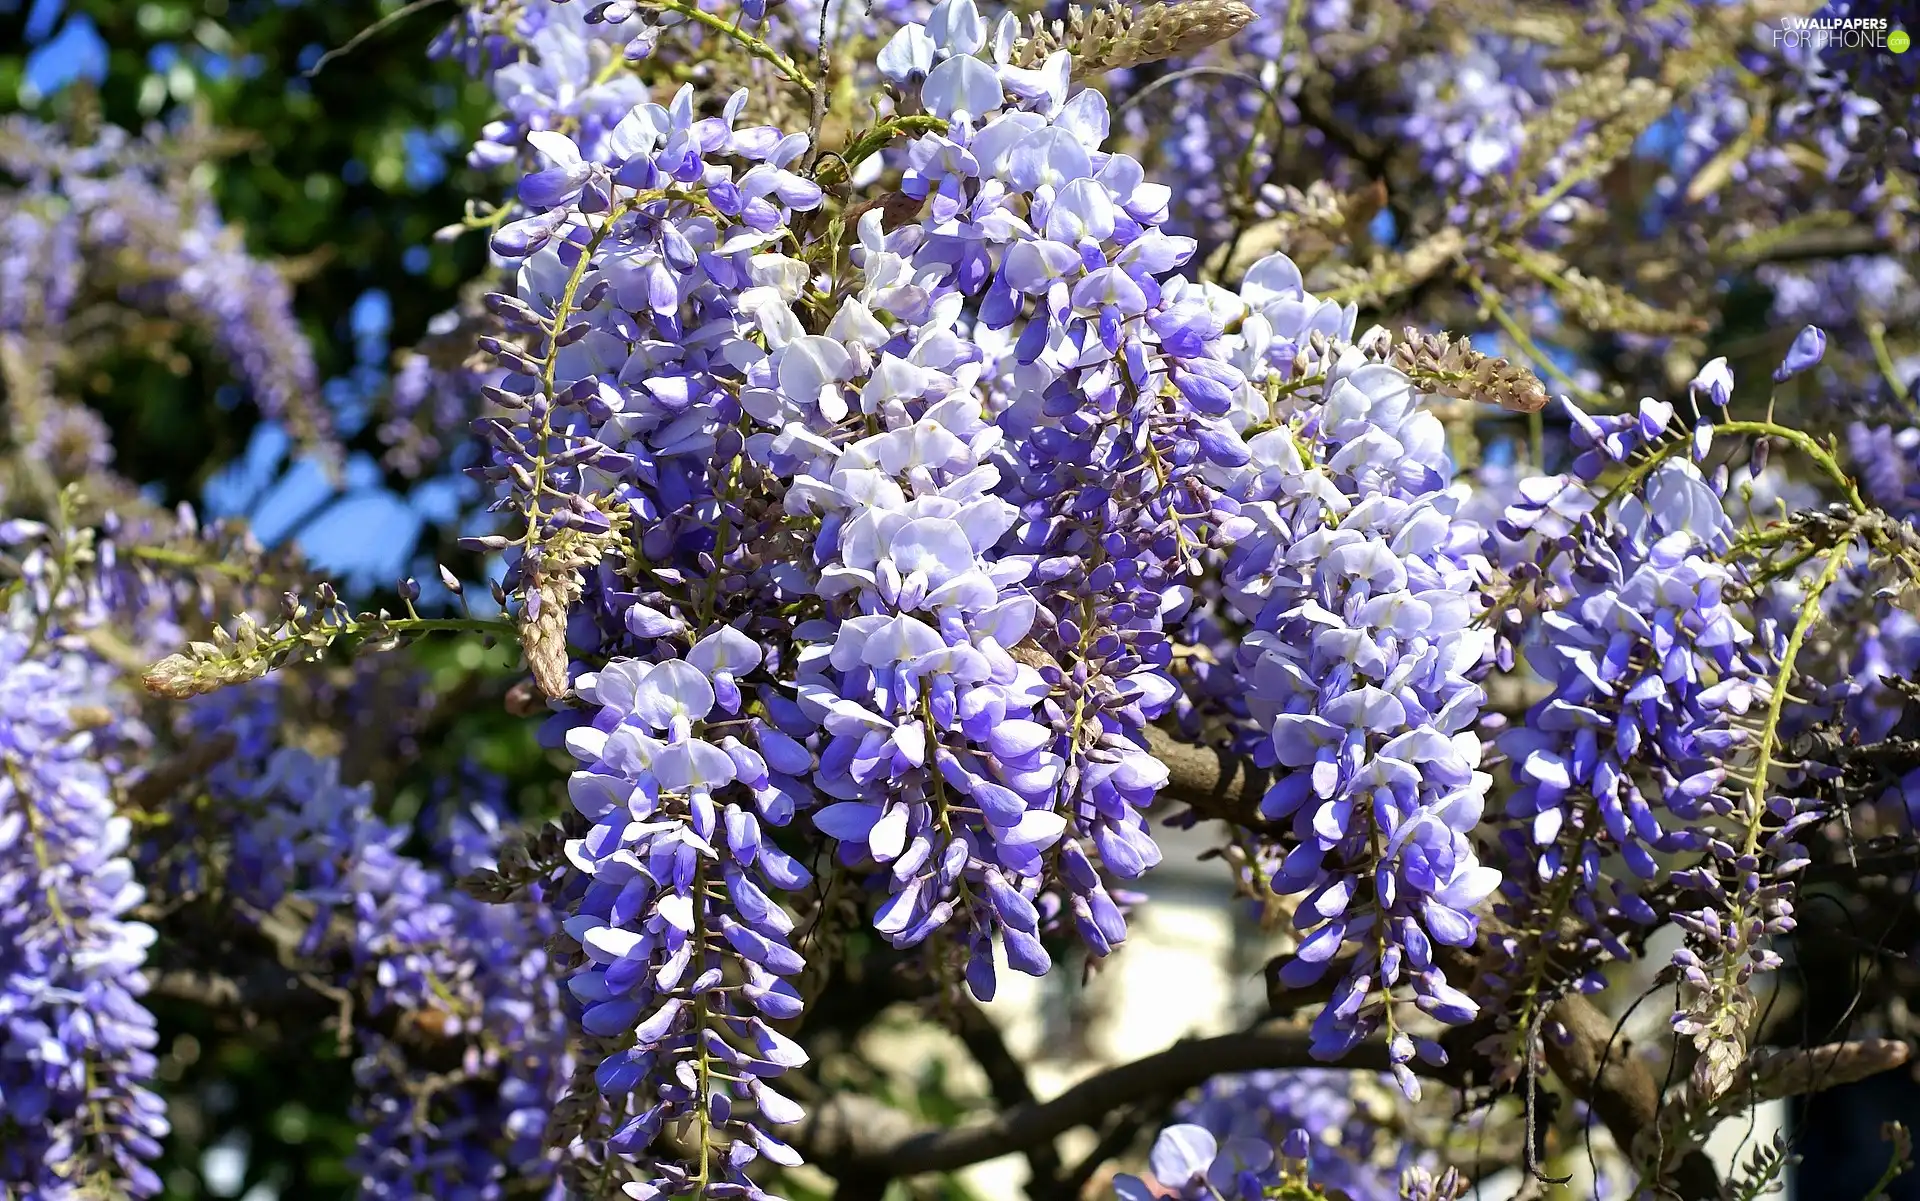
[0, 118, 321, 446]
[563, 650, 815, 1196]
[178, 690, 578, 1200]
[1174, 1068, 1431, 1198]
[1497, 456, 1766, 934]
[0, 632, 166, 1197]
[480, 66, 832, 1191]
[1213, 338, 1497, 1083]
[859, 0, 1263, 974]
[464, 3, 645, 167]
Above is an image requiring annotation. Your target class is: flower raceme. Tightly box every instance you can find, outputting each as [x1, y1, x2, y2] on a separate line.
[20, 0, 1920, 1193]
[1176, 1068, 1429, 1198]
[464, 0, 1538, 1182]
[1489, 457, 1769, 1028]
[792, 406, 1077, 989]
[163, 683, 579, 1199]
[0, 118, 321, 449]
[1478, 377, 1799, 1088]
[1213, 343, 1499, 1088]
[248, 748, 576, 1199]
[562, 648, 818, 1196]
[1109, 1113, 1436, 1201]
[0, 633, 167, 1198]
[474, 44, 845, 1196]
[447, 0, 1892, 1192]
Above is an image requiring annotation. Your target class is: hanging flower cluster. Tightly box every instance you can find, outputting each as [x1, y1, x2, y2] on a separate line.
[1176, 1068, 1430, 1198]
[1216, 338, 1498, 1087]
[165, 683, 580, 1200]
[0, 632, 167, 1197]
[474, 52, 838, 1191]
[46, 0, 1920, 1194]
[0, 118, 321, 449]
[793, 396, 1073, 988]
[561, 646, 818, 1196]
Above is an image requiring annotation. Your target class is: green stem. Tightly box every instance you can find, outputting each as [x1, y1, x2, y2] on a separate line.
[1594, 420, 1864, 529]
[127, 544, 274, 581]
[1717, 421, 1866, 513]
[26, 488, 81, 654]
[1740, 540, 1852, 859]
[519, 192, 678, 555]
[1725, 522, 1807, 558]
[143, 613, 513, 698]
[818, 115, 949, 187]
[633, 0, 816, 92]
[369, 617, 510, 637]
[690, 854, 713, 1196]
[695, 443, 746, 627]
[6, 759, 71, 933]
[1465, 269, 1607, 407]
[1701, 539, 1853, 1039]
[1863, 1123, 1913, 1201]
[1867, 314, 1911, 403]
[1252, 371, 1331, 428]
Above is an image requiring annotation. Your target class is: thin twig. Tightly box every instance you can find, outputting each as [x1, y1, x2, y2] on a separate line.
[1046, 1092, 1177, 1201]
[805, 0, 832, 170]
[635, 0, 817, 92]
[305, 0, 452, 78]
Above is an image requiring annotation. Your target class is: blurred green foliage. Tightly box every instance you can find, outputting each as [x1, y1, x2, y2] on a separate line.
[4, 0, 497, 503]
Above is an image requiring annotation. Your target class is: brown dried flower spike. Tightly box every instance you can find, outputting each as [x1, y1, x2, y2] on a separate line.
[1009, 0, 1255, 79]
[1388, 329, 1553, 414]
[519, 569, 580, 701]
